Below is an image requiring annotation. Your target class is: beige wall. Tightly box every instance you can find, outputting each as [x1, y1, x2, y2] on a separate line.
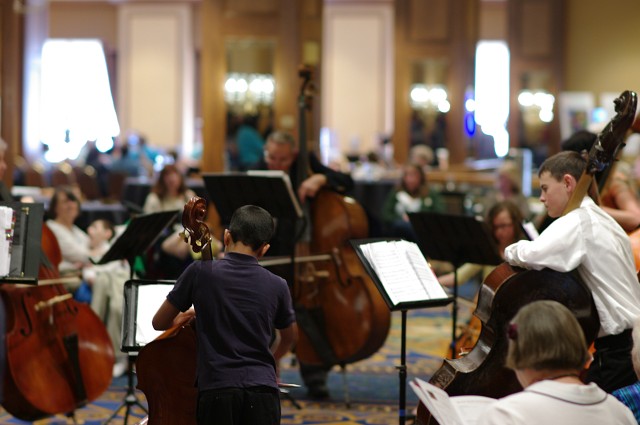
[49, 3, 118, 48]
[322, 2, 394, 157]
[565, 0, 640, 95]
[117, 4, 194, 152]
[42, 0, 640, 162]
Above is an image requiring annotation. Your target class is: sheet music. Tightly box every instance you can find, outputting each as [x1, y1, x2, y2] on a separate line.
[360, 240, 448, 306]
[135, 284, 174, 346]
[410, 378, 494, 425]
[0, 206, 14, 276]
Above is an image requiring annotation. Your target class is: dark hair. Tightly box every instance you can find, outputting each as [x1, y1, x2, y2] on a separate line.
[152, 164, 187, 200]
[538, 151, 585, 182]
[228, 205, 275, 251]
[400, 163, 428, 197]
[92, 219, 116, 241]
[561, 130, 597, 154]
[486, 200, 526, 242]
[48, 186, 80, 220]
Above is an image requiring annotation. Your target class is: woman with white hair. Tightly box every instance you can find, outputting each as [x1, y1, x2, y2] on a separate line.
[479, 300, 635, 425]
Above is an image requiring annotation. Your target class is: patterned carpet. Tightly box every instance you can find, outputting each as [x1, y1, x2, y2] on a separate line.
[0, 288, 476, 425]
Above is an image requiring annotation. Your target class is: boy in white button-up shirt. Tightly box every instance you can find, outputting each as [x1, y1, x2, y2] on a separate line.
[504, 151, 640, 393]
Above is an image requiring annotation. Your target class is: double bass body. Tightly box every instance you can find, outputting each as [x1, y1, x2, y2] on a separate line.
[293, 190, 391, 366]
[0, 224, 114, 420]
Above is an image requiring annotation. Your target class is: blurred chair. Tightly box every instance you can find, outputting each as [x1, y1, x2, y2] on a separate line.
[106, 172, 128, 202]
[24, 161, 48, 187]
[51, 162, 77, 187]
[74, 165, 102, 201]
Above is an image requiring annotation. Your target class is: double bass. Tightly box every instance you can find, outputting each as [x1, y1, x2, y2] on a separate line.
[0, 220, 114, 420]
[417, 89, 638, 424]
[290, 66, 390, 368]
[135, 197, 207, 425]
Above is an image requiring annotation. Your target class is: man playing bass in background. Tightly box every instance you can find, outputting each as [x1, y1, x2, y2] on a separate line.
[251, 130, 355, 400]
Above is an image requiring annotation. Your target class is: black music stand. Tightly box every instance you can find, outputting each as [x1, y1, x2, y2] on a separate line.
[202, 171, 302, 224]
[202, 170, 304, 282]
[351, 238, 453, 425]
[407, 212, 503, 360]
[0, 202, 44, 285]
[99, 210, 179, 425]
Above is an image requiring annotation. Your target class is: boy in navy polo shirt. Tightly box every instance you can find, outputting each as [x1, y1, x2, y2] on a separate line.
[153, 205, 297, 425]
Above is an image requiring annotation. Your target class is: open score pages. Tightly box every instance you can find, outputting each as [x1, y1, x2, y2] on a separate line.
[410, 378, 494, 425]
[359, 240, 448, 306]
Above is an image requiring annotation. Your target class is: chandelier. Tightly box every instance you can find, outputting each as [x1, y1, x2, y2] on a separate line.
[224, 72, 275, 115]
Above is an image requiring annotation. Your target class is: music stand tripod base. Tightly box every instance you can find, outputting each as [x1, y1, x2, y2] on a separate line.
[102, 356, 148, 425]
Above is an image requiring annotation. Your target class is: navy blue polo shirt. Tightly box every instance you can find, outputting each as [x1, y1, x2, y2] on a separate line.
[167, 252, 295, 392]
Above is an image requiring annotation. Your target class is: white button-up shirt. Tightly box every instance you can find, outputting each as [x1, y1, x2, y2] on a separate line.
[504, 197, 640, 336]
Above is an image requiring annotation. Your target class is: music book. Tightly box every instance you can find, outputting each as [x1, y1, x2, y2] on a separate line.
[410, 378, 495, 425]
[352, 239, 452, 311]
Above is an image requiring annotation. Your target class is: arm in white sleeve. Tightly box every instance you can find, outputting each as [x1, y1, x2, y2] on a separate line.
[503, 214, 586, 272]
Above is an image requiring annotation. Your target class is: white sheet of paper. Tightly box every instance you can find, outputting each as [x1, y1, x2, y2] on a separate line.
[135, 284, 174, 346]
[410, 378, 465, 425]
[410, 378, 495, 425]
[360, 240, 448, 305]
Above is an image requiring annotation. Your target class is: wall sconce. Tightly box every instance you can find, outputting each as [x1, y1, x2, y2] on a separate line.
[518, 90, 555, 123]
[410, 84, 450, 113]
[224, 72, 275, 114]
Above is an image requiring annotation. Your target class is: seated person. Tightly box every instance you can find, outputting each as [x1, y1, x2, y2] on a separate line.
[382, 163, 445, 242]
[438, 200, 527, 287]
[613, 316, 640, 423]
[45, 186, 91, 291]
[83, 219, 131, 377]
[479, 300, 635, 425]
[143, 164, 197, 279]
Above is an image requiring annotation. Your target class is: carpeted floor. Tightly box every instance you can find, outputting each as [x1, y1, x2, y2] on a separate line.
[0, 283, 478, 425]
